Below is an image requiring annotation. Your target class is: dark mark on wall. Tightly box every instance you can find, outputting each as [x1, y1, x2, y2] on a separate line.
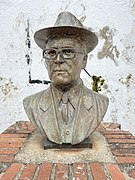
[0, 77, 18, 95]
[24, 19, 50, 84]
[119, 74, 134, 87]
[25, 54, 31, 65]
[25, 19, 31, 49]
[25, 19, 31, 65]
[29, 70, 51, 84]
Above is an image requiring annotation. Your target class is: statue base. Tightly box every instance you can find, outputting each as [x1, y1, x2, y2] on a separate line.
[44, 138, 92, 149]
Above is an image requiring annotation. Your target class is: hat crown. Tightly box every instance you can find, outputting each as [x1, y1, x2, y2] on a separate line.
[54, 11, 83, 28]
[34, 11, 98, 53]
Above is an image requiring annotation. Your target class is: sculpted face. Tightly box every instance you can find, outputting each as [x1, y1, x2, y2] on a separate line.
[44, 37, 87, 90]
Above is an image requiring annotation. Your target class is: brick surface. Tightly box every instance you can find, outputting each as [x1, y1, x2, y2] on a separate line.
[55, 164, 68, 180]
[129, 169, 135, 179]
[0, 134, 28, 138]
[110, 143, 135, 149]
[0, 149, 19, 155]
[0, 155, 14, 163]
[97, 123, 106, 131]
[0, 121, 135, 180]
[0, 141, 24, 148]
[25, 121, 35, 131]
[108, 138, 135, 144]
[37, 162, 52, 180]
[105, 134, 134, 139]
[103, 123, 121, 130]
[106, 164, 126, 180]
[0, 163, 22, 180]
[103, 130, 132, 135]
[73, 163, 87, 180]
[90, 162, 107, 180]
[20, 164, 37, 180]
[117, 157, 135, 164]
[0, 137, 26, 142]
[16, 130, 33, 134]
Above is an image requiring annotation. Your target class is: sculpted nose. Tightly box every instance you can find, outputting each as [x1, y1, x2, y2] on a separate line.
[54, 53, 64, 63]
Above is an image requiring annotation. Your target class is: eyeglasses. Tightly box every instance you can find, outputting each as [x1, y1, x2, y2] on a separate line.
[43, 48, 86, 60]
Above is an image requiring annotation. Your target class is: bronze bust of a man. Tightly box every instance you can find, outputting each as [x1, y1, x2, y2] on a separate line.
[23, 12, 109, 145]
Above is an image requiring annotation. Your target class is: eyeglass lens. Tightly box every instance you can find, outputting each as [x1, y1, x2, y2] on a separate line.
[43, 48, 76, 60]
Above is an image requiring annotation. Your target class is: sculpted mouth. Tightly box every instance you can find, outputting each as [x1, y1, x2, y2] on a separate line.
[53, 69, 66, 72]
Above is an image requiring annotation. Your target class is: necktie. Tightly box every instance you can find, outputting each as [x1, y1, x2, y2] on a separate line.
[61, 94, 68, 124]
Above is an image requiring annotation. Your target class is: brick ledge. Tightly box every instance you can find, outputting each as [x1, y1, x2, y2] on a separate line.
[0, 121, 135, 179]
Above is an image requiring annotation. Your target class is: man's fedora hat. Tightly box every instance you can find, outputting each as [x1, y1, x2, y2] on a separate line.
[34, 11, 98, 53]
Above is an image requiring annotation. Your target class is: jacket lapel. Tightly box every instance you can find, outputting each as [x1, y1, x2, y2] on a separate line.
[38, 87, 62, 144]
[72, 88, 96, 144]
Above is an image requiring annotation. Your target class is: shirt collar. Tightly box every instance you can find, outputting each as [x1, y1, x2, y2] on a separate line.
[51, 79, 83, 108]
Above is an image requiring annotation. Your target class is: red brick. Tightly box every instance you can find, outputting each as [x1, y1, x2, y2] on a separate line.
[106, 163, 126, 180]
[103, 123, 121, 130]
[90, 162, 107, 180]
[114, 153, 135, 157]
[117, 156, 135, 164]
[37, 162, 52, 180]
[112, 151, 135, 157]
[108, 138, 135, 144]
[0, 163, 22, 180]
[0, 149, 19, 155]
[0, 140, 24, 148]
[105, 134, 134, 139]
[0, 155, 14, 162]
[103, 131, 131, 135]
[97, 123, 105, 131]
[110, 143, 135, 149]
[20, 164, 37, 180]
[0, 134, 28, 138]
[0, 137, 26, 142]
[73, 163, 87, 180]
[2, 125, 16, 134]
[17, 121, 28, 130]
[16, 130, 33, 134]
[129, 169, 135, 179]
[55, 164, 68, 179]
[26, 121, 35, 131]
[112, 148, 135, 155]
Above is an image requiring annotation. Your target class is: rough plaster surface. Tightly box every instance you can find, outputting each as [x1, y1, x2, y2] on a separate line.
[15, 130, 116, 164]
[0, 0, 135, 135]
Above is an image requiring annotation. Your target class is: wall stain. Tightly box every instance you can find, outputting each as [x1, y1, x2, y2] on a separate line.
[25, 19, 32, 65]
[0, 77, 18, 96]
[130, 0, 135, 16]
[122, 21, 135, 64]
[97, 26, 120, 65]
[119, 74, 134, 87]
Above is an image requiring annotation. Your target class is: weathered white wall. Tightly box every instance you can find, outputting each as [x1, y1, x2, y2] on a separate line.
[0, 0, 135, 134]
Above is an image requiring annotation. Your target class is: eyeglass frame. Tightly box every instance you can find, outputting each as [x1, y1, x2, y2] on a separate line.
[42, 48, 86, 60]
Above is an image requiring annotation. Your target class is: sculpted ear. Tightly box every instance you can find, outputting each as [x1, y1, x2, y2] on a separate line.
[82, 55, 88, 69]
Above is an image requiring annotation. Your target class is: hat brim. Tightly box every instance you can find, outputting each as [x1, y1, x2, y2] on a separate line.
[34, 26, 98, 53]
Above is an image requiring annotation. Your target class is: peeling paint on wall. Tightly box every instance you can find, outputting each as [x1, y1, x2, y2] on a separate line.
[119, 74, 134, 87]
[0, 77, 18, 96]
[97, 26, 120, 65]
[129, 0, 135, 16]
[122, 21, 135, 64]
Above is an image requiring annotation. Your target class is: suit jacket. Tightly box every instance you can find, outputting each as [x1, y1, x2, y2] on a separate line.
[23, 84, 109, 145]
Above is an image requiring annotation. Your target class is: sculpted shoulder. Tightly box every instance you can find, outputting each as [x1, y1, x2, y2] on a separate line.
[83, 85, 109, 114]
[23, 87, 50, 109]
